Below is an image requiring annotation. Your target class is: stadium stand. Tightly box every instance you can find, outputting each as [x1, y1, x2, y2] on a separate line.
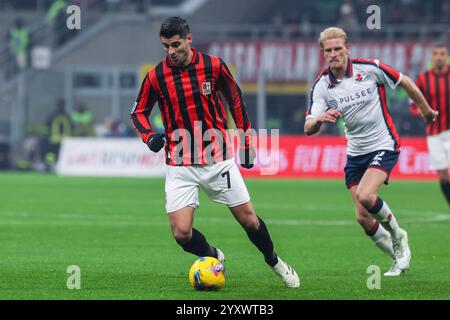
[0, 0, 448, 170]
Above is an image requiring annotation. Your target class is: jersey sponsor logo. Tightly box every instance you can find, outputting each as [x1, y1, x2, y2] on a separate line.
[355, 73, 363, 82]
[327, 99, 338, 110]
[339, 87, 373, 104]
[202, 81, 211, 95]
[369, 151, 385, 166]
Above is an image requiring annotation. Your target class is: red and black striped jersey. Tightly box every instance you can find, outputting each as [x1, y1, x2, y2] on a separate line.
[410, 67, 450, 136]
[130, 48, 252, 166]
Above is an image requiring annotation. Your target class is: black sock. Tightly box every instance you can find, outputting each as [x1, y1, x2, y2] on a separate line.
[177, 228, 216, 258]
[440, 180, 450, 206]
[246, 216, 278, 267]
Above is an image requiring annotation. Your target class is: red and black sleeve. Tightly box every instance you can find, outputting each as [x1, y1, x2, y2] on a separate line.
[408, 73, 426, 118]
[217, 59, 252, 148]
[130, 71, 158, 143]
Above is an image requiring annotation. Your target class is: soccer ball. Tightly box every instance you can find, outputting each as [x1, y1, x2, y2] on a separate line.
[189, 257, 225, 291]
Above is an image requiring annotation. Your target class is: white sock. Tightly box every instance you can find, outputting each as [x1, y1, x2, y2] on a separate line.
[370, 198, 401, 238]
[370, 223, 395, 259]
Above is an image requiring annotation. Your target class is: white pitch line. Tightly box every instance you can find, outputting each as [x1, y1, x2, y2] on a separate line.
[256, 202, 450, 217]
[0, 211, 449, 227]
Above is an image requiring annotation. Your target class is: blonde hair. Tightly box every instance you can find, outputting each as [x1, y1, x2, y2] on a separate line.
[319, 27, 348, 49]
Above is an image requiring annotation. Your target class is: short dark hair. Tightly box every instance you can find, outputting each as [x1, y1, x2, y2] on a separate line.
[160, 17, 190, 38]
[432, 41, 449, 51]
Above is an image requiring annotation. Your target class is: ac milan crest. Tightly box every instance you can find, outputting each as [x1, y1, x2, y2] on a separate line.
[202, 81, 211, 95]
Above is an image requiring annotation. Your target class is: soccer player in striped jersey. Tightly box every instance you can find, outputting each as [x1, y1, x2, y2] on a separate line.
[305, 27, 438, 276]
[130, 17, 299, 288]
[408, 43, 450, 206]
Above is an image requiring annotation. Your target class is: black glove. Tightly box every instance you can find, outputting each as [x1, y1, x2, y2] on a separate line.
[147, 133, 165, 152]
[424, 110, 438, 124]
[239, 146, 256, 169]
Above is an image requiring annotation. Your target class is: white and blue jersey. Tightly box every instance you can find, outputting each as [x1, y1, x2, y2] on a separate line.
[306, 58, 403, 157]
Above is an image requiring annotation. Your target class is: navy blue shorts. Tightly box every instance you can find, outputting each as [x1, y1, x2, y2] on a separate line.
[344, 150, 400, 189]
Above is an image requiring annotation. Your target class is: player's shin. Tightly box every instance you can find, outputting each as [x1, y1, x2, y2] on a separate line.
[177, 228, 217, 258]
[245, 216, 278, 267]
[439, 180, 450, 206]
[365, 221, 395, 259]
[367, 197, 401, 238]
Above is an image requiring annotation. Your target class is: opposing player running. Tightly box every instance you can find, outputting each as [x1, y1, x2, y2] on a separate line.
[409, 43, 450, 207]
[305, 27, 437, 276]
[130, 17, 299, 287]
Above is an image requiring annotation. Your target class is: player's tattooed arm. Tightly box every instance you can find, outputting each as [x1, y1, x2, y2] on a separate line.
[400, 75, 438, 124]
[304, 109, 342, 136]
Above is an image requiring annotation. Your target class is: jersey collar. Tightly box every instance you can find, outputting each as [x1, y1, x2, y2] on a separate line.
[431, 65, 449, 76]
[328, 58, 353, 86]
[166, 48, 199, 69]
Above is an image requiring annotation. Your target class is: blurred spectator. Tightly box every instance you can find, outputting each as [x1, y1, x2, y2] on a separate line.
[8, 18, 29, 71]
[45, 0, 75, 46]
[16, 136, 40, 171]
[0, 136, 11, 170]
[45, 0, 67, 26]
[103, 116, 134, 137]
[150, 113, 165, 133]
[338, 0, 359, 31]
[299, 13, 312, 38]
[268, 13, 284, 39]
[285, 12, 301, 38]
[71, 102, 95, 137]
[47, 98, 72, 143]
[42, 98, 72, 170]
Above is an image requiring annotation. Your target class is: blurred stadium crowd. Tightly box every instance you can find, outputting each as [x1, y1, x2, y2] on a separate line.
[0, 0, 448, 171]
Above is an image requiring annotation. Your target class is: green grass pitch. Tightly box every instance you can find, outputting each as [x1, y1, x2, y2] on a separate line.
[1, 172, 449, 299]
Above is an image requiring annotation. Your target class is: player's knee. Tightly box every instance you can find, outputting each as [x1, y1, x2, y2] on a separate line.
[173, 229, 192, 245]
[241, 215, 260, 232]
[356, 191, 376, 210]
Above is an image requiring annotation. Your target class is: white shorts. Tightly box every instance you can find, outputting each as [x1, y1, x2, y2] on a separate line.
[164, 158, 251, 213]
[427, 130, 450, 170]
